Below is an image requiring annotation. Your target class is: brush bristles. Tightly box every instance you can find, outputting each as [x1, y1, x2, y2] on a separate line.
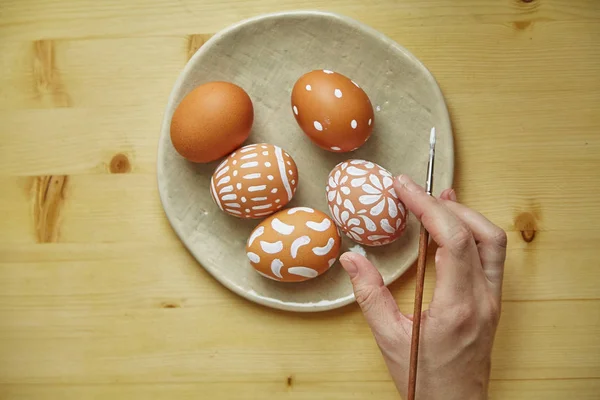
[430, 127, 436, 148]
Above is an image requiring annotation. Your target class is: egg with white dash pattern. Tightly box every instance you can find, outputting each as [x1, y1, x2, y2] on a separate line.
[326, 160, 407, 246]
[210, 143, 299, 219]
[246, 207, 341, 282]
[291, 69, 374, 153]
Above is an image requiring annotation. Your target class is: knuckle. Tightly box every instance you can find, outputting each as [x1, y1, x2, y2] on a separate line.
[354, 286, 379, 314]
[448, 303, 477, 333]
[491, 227, 508, 249]
[450, 225, 473, 253]
[485, 300, 502, 325]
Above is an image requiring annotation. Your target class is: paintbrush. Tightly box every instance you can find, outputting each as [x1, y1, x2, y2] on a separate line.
[407, 127, 436, 400]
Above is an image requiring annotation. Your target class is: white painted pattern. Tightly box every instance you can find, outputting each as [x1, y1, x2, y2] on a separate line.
[328, 258, 337, 267]
[271, 259, 284, 279]
[222, 194, 237, 201]
[267, 175, 274, 181]
[225, 209, 241, 215]
[253, 204, 273, 210]
[274, 146, 293, 201]
[260, 240, 283, 254]
[215, 166, 230, 179]
[219, 185, 233, 194]
[293, 105, 299, 115]
[254, 211, 274, 217]
[241, 153, 257, 160]
[347, 167, 367, 176]
[248, 185, 267, 192]
[215, 159, 228, 172]
[306, 84, 312, 91]
[217, 176, 230, 186]
[236, 183, 242, 190]
[241, 197, 247, 203]
[306, 218, 331, 232]
[381, 219, 395, 234]
[368, 235, 389, 241]
[368, 118, 372, 126]
[240, 146, 256, 153]
[247, 252, 260, 263]
[248, 226, 264, 246]
[243, 173, 261, 180]
[334, 89, 343, 98]
[290, 236, 311, 258]
[271, 218, 295, 235]
[288, 267, 318, 278]
[288, 207, 314, 214]
[314, 121, 323, 131]
[265, 162, 271, 167]
[224, 203, 240, 208]
[312, 238, 335, 256]
[241, 161, 258, 168]
[351, 120, 358, 129]
[262, 151, 269, 156]
[251, 197, 267, 201]
[323, 69, 334, 74]
[210, 177, 223, 211]
[331, 146, 341, 151]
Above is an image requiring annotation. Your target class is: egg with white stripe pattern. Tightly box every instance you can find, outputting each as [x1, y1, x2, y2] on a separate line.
[210, 143, 299, 219]
[246, 207, 341, 282]
[326, 160, 408, 246]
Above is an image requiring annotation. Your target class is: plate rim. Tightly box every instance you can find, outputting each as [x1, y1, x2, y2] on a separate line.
[157, 10, 454, 312]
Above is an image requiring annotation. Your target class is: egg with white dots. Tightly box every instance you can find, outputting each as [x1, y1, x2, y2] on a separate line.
[246, 207, 341, 282]
[210, 143, 299, 219]
[291, 70, 375, 153]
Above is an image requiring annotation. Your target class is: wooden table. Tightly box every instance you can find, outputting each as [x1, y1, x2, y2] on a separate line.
[1, 1, 599, 398]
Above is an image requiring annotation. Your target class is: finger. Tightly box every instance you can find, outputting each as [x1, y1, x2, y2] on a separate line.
[339, 252, 409, 344]
[394, 176, 479, 298]
[441, 200, 507, 299]
[440, 188, 457, 202]
[394, 176, 474, 257]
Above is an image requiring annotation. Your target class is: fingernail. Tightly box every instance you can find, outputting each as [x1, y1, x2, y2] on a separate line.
[449, 189, 457, 202]
[340, 254, 358, 278]
[396, 175, 422, 193]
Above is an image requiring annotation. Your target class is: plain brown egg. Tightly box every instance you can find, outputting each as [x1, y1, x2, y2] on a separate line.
[170, 82, 254, 163]
[291, 70, 374, 153]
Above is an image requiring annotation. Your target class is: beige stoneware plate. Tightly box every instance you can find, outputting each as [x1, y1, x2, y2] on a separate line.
[157, 11, 454, 312]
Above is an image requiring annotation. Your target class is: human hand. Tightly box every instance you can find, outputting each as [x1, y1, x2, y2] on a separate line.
[339, 175, 507, 400]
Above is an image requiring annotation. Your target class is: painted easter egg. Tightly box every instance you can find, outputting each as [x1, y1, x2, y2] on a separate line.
[291, 70, 374, 153]
[210, 143, 299, 219]
[326, 160, 407, 246]
[170, 82, 253, 163]
[246, 207, 341, 282]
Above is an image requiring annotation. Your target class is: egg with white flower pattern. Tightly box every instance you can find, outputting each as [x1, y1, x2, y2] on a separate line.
[326, 160, 407, 246]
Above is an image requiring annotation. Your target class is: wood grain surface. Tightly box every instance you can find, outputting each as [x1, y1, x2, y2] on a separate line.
[1, 0, 599, 399]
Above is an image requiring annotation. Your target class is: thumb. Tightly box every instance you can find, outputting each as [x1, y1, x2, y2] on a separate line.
[340, 252, 409, 345]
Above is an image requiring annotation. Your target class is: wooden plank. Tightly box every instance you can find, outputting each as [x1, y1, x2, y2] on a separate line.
[1, 0, 599, 41]
[0, 300, 598, 383]
[1, 379, 599, 400]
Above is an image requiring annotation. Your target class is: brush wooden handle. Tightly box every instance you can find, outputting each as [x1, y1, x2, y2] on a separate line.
[407, 224, 429, 400]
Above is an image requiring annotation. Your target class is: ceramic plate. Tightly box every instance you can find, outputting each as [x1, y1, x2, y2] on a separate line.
[157, 11, 454, 312]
